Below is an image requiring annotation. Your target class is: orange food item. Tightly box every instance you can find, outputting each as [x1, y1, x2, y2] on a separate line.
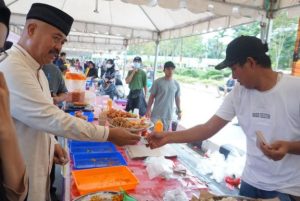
[65, 72, 86, 80]
[154, 119, 163, 132]
[107, 99, 113, 110]
[106, 109, 137, 119]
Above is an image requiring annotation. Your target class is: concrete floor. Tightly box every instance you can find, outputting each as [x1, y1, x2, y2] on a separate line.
[179, 83, 246, 152]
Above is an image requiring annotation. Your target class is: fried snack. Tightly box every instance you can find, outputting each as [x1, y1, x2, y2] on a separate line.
[106, 108, 137, 119]
[75, 111, 87, 121]
[89, 194, 122, 201]
[109, 117, 148, 129]
[73, 102, 87, 107]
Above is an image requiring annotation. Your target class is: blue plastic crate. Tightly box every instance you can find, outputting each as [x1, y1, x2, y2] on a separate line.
[69, 111, 94, 122]
[72, 152, 127, 170]
[69, 141, 117, 154]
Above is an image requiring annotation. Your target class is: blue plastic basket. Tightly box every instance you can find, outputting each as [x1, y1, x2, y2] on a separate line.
[72, 152, 127, 169]
[68, 111, 94, 122]
[69, 141, 117, 154]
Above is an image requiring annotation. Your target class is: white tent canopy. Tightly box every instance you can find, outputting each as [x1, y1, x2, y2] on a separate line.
[5, 0, 300, 52]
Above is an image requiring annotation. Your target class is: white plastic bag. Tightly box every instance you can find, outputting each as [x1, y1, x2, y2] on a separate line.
[145, 156, 174, 179]
[163, 188, 189, 201]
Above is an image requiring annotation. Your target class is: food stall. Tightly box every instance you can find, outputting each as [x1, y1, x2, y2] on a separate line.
[61, 90, 218, 201]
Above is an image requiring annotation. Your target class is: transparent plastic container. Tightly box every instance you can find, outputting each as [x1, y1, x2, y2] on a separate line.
[65, 72, 86, 102]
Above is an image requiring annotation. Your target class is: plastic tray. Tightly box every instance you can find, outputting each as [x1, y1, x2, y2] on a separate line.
[69, 141, 117, 154]
[72, 166, 139, 195]
[72, 152, 127, 169]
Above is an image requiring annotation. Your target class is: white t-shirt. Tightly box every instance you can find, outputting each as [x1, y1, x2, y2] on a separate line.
[216, 73, 300, 196]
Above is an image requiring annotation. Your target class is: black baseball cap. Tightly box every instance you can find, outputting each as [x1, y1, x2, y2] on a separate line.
[133, 56, 142, 62]
[215, 36, 269, 70]
[164, 61, 175, 69]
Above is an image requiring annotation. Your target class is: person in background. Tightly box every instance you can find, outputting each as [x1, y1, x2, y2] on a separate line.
[217, 76, 235, 97]
[55, 51, 66, 69]
[104, 59, 116, 79]
[125, 56, 147, 116]
[147, 36, 300, 201]
[0, 3, 140, 200]
[43, 58, 69, 200]
[85, 60, 98, 79]
[75, 58, 83, 72]
[43, 60, 68, 106]
[146, 61, 181, 131]
[0, 0, 28, 200]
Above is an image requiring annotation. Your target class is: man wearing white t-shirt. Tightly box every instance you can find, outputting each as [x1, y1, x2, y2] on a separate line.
[147, 36, 300, 201]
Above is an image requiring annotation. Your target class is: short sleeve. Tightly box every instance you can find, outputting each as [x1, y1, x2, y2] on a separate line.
[215, 88, 236, 121]
[150, 79, 158, 95]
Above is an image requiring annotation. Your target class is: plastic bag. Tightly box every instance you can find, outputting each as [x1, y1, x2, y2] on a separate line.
[145, 156, 174, 179]
[163, 188, 189, 201]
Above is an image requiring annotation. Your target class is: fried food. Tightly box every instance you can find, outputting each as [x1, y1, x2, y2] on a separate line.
[89, 194, 122, 201]
[106, 108, 137, 119]
[109, 117, 148, 129]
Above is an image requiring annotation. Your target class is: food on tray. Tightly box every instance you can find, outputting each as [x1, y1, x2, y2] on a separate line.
[88, 194, 122, 201]
[191, 190, 256, 201]
[75, 111, 87, 121]
[109, 117, 149, 129]
[73, 102, 88, 107]
[106, 108, 137, 119]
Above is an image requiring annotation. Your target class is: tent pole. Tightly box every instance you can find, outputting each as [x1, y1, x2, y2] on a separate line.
[265, 18, 273, 44]
[123, 39, 128, 79]
[153, 39, 160, 82]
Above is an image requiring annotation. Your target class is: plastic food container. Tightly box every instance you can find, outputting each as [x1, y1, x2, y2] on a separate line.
[69, 141, 117, 154]
[65, 72, 86, 102]
[72, 166, 139, 195]
[72, 152, 127, 169]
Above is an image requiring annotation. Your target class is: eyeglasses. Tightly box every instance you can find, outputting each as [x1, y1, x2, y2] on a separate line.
[0, 48, 8, 63]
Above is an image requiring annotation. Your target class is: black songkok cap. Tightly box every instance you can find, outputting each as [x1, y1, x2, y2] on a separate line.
[26, 3, 74, 36]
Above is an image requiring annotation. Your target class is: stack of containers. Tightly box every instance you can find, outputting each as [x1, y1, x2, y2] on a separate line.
[70, 140, 139, 195]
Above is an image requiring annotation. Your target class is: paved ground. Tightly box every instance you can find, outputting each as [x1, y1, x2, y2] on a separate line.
[179, 83, 246, 152]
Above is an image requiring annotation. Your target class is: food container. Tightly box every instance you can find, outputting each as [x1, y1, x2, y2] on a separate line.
[72, 166, 139, 195]
[65, 72, 86, 102]
[69, 141, 117, 154]
[72, 152, 127, 169]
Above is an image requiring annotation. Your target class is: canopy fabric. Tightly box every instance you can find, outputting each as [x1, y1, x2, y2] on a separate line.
[4, 0, 300, 52]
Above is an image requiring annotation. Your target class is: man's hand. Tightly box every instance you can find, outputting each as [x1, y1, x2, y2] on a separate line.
[260, 140, 289, 161]
[177, 112, 182, 120]
[53, 144, 69, 165]
[145, 110, 151, 118]
[146, 131, 169, 149]
[52, 96, 60, 105]
[108, 127, 141, 146]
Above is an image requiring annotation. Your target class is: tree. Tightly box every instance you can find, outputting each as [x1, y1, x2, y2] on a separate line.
[269, 12, 298, 70]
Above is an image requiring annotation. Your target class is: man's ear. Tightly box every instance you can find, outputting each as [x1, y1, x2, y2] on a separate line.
[246, 57, 257, 69]
[27, 23, 37, 37]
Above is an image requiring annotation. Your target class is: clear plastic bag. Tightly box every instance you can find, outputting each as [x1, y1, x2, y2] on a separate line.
[163, 188, 189, 201]
[145, 156, 174, 179]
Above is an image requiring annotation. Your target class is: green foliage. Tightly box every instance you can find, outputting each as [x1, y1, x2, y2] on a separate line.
[232, 22, 260, 37]
[268, 12, 298, 70]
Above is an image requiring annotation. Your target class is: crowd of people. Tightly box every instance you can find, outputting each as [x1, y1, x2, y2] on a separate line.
[1, 1, 300, 201]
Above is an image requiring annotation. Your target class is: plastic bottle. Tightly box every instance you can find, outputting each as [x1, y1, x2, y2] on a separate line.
[107, 98, 113, 110]
[154, 119, 163, 132]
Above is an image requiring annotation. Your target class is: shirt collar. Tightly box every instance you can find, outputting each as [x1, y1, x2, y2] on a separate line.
[13, 44, 41, 70]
